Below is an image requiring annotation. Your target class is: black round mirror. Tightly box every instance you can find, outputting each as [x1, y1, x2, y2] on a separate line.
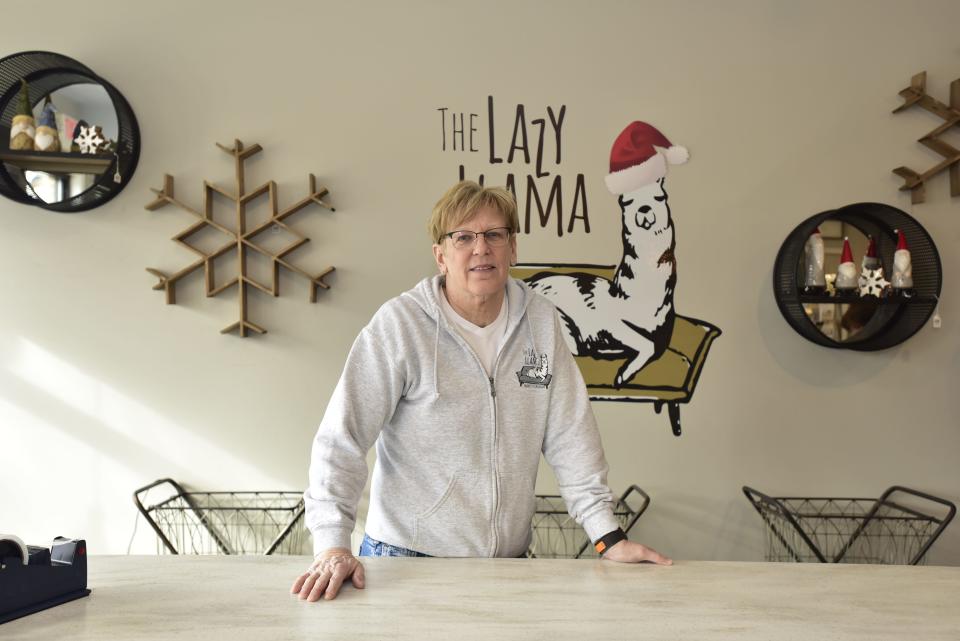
[773, 203, 941, 351]
[0, 51, 139, 212]
[799, 220, 878, 343]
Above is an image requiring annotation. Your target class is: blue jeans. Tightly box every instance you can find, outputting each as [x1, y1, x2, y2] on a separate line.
[358, 533, 530, 558]
[358, 533, 432, 557]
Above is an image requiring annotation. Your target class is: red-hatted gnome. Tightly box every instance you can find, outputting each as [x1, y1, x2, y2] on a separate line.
[891, 229, 914, 297]
[858, 236, 889, 297]
[835, 236, 858, 297]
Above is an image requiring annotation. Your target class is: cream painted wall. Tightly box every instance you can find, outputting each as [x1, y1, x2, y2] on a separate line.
[2, 0, 958, 563]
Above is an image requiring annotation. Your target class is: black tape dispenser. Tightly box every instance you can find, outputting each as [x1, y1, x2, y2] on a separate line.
[0, 535, 91, 624]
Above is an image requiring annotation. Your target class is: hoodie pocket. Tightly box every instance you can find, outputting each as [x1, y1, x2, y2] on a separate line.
[413, 471, 483, 556]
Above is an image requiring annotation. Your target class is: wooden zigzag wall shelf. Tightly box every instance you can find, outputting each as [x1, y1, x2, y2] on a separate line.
[892, 71, 960, 204]
[145, 139, 336, 337]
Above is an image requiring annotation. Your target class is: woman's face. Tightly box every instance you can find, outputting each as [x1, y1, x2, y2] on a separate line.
[432, 206, 517, 300]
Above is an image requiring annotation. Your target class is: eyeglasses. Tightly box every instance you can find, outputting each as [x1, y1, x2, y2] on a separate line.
[441, 227, 512, 250]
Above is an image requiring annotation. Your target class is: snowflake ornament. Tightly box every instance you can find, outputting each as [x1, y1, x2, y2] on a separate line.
[74, 125, 107, 154]
[858, 267, 890, 297]
[145, 139, 337, 337]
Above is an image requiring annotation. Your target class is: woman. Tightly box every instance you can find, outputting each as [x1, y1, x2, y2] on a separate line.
[291, 181, 670, 602]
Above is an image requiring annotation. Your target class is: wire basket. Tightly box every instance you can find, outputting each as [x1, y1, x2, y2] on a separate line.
[133, 478, 306, 555]
[743, 485, 955, 565]
[528, 485, 650, 558]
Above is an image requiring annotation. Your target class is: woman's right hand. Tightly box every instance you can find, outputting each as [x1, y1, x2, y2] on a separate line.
[290, 547, 366, 601]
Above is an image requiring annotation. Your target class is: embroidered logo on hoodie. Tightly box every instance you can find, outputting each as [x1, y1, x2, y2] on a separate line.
[516, 348, 552, 388]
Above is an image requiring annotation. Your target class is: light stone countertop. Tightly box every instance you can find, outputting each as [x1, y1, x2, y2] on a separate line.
[3, 556, 959, 640]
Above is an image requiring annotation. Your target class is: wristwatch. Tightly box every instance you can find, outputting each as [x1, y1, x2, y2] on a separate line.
[593, 527, 627, 555]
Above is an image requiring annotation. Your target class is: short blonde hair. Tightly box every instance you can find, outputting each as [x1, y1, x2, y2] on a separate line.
[428, 180, 520, 244]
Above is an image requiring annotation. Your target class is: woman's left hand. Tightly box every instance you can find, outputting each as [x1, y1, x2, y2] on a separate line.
[601, 540, 672, 565]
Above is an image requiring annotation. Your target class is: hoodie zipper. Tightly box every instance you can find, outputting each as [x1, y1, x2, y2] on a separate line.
[484, 307, 528, 558]
[487, 349, 511, 557]
[429, 280, 527, 558]
[432, 312, 503, 556]
[488, 373, 499, 556]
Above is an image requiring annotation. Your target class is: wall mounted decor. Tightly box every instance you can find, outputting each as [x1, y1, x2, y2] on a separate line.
[145, 139, 336, 337]
[512, 121, 721, 437]
[773, 202, 941, 350]
[0, 51, 139, 212]
[892, 71, 960, 204]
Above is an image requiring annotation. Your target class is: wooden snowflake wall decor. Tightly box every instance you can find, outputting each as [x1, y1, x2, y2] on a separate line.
[892, 71, 960, 204]
[145, 139, 336, 337]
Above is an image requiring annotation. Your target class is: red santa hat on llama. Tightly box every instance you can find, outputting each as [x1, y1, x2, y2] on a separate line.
[604, 121, 689, 194]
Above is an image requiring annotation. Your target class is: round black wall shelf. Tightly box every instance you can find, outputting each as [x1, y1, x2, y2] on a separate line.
[773, 202, 941, 350]
[0, 50, 140, 212]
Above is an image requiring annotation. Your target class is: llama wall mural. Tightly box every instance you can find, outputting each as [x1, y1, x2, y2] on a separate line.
[513, 121, 721, 436]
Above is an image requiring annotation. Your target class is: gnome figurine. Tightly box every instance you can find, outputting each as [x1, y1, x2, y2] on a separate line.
[891, 229, 914, 297]
[69, 119, 88, 152]
[33, 97, 60, 152]
[834, 236, 858, 297]
[858, 236, 890, 297]
[9, 79, 35, 150]
[802, 227, 826, 294]
[861, 235, 880, 271]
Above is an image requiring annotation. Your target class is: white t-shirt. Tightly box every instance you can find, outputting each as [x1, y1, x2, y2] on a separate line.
[439, 288, 509, 377]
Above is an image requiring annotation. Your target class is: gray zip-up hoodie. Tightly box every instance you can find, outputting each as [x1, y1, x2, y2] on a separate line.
[304, 275, 620, 557]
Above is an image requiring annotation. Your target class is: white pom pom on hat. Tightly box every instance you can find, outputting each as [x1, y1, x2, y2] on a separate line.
[604, 121, 689, 195]
[663, 144, 690, 166]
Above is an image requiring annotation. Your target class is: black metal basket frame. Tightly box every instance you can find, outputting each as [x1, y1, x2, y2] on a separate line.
[529, 484, 650, 558]
[743, 485, 955, 565]
[133, 478, 305, 555]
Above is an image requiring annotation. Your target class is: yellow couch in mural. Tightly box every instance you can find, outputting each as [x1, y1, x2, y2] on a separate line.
[512, 264, 721, 436]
